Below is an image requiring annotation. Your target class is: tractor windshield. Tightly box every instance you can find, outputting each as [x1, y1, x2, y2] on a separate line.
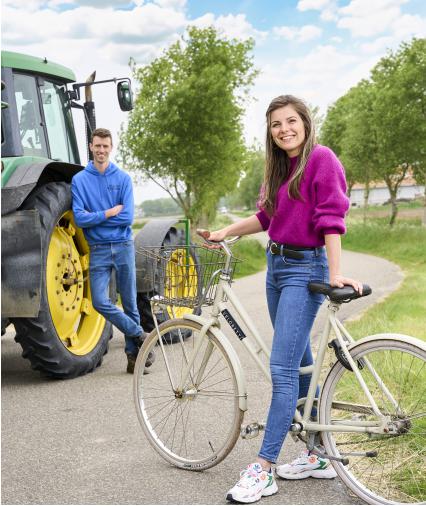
[13, 73, 79, 163]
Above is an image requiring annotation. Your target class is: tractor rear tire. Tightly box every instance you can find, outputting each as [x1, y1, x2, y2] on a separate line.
[12, 182, 112, 379]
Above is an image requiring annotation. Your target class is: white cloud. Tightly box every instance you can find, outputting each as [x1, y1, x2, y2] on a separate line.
[392, 13, 426, 38]
[336, 0, 416, 38]
[297, 0, 331, 10]
[153, 0, 187, 9]
[297, 0, 339, 21]
[191, 13, 267, 42]
[273, 24, 322, 42]
[297, 0, 424, 39]
[360, 36, 395, 53]
[2, 3, 187, 62]
[338, 0, 408, 16]
[337, 0, 426, 40]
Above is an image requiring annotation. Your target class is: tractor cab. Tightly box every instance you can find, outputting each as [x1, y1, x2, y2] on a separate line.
[1, 52, 80, 176]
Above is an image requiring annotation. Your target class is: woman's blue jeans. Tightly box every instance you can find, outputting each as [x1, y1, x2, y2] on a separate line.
[89, 240, 142, 356]
[258, 248, 328, 463]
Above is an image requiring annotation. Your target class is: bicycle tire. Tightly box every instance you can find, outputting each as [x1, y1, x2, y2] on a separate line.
[319, 336, 426, 505]
[133, 318, 244, 471]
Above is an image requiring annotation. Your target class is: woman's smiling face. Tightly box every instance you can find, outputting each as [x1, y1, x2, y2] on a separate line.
[270, 105, 306, 157]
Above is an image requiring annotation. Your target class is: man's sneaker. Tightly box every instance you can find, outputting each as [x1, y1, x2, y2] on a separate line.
[275, 449, 337, 480]
[226, 462, 278, 503]
[126, 350, 155, 374]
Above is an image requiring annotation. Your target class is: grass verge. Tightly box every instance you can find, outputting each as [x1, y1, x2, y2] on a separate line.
[208, 214, 266, 279]
[342, 217, 426, 341]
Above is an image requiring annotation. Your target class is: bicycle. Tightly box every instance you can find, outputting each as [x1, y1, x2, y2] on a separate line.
[133, 237, 426, 505]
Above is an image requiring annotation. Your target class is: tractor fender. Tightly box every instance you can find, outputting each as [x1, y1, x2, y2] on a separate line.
[134, 218, 182, 292]
[1, 160, 83, 216]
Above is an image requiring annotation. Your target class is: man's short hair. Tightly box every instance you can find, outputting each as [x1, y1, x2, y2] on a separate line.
[91, 128, 113, 144]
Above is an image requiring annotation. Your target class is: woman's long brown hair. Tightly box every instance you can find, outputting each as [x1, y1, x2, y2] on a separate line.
[260, 95, 316, 216]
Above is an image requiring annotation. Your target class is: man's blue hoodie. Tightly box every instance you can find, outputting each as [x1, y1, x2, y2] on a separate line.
[71, 161, 134, 245]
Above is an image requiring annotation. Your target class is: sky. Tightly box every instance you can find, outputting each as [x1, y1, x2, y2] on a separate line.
[2, 0, 426, 203]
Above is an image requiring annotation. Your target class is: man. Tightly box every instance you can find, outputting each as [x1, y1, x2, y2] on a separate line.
[71, 128, 154, 373]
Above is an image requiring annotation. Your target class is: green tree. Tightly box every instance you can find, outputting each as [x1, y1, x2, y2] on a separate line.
[342, 81, 380, 221]
[393, 38, 426, 226]
[229, 145, 264, 210]
[120, 26, 257, 228]
[320, 95, 354, 190]
[321, 82, 379, 216]
[371, 38, 426, 225]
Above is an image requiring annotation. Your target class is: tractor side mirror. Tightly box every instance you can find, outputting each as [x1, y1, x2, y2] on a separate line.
[117, 81, 133, 111]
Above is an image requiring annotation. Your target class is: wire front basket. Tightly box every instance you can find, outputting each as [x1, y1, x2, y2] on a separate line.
[136, 245, 240, 309]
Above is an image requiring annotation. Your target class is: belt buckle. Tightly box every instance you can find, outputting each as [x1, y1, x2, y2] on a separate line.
[270, 241, 280, 255]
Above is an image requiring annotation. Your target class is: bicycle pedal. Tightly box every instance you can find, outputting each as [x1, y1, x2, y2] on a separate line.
[240, 422, 264, 439]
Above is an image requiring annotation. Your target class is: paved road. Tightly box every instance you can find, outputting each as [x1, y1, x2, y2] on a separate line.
[1, 233, 403, 505]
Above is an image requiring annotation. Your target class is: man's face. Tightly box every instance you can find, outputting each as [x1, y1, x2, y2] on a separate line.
[90, 135, 112, 165]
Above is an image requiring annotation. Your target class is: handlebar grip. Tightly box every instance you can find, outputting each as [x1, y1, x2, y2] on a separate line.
[196, 229, 241, 247]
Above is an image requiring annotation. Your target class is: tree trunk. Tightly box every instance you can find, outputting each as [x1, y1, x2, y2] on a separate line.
[389, 189, 398, 226]
[196, 213, 210, 231]
[363, 181, 370, 224]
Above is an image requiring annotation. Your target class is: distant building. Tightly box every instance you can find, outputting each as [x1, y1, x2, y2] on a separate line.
[349, 173, 424, 206]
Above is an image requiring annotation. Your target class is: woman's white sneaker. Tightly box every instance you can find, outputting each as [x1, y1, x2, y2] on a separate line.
[276, 449, 337, 480]
[226, 462, 278, 503]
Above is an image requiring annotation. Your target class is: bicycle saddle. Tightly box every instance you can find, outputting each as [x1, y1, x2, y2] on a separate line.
[308, 281, 372, 303]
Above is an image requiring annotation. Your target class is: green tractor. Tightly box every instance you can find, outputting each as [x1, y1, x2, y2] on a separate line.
[1, 50, 136, 378]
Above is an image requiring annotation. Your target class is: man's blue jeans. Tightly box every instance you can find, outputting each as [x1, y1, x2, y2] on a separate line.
[258, 248, 328, 463]
[89, 240, 142, 356]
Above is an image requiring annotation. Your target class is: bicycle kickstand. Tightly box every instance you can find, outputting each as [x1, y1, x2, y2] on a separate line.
[307, 433, 350, 466]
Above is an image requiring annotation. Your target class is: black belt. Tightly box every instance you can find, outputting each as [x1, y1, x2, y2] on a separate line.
[267, 240, 322, 259]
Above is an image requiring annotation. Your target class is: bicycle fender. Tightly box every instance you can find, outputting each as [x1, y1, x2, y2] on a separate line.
[183, 313, 248, 412]
[348, 333, 426, 352]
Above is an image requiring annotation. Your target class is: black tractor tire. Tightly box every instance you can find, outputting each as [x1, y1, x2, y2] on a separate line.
[12, 182, 113, 379]
[138, 227, 199, 342]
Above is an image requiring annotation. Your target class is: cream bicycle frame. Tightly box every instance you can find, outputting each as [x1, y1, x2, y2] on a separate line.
[153, 251, 402, 439]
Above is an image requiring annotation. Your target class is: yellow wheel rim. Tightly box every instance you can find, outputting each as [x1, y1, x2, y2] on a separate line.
[46, 210, 106, 355]
[164, 248, 197, 318]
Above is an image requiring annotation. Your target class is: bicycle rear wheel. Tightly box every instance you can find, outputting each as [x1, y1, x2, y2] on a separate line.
[319, 336, 426, 504]
[133, 319, 244, 470]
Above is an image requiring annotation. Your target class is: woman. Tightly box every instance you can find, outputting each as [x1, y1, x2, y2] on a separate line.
[199, 95, 362, 504]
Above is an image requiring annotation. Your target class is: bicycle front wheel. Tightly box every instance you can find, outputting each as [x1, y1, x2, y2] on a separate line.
[319, 336, 426, 504]
[133, 318, 244, 471]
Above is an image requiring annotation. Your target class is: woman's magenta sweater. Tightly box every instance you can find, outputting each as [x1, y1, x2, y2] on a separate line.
[256, 144, 350, 247]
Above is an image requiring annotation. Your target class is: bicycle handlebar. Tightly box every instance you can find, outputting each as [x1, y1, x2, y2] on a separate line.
[196, 229, 242, 248]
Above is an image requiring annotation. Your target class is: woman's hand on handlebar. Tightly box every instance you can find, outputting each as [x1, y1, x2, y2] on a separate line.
[197, 229, 227, 243]
[196, 229, 227, 249]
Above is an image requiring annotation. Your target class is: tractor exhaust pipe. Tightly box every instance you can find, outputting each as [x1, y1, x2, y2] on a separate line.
[83, 71, 96, 161]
